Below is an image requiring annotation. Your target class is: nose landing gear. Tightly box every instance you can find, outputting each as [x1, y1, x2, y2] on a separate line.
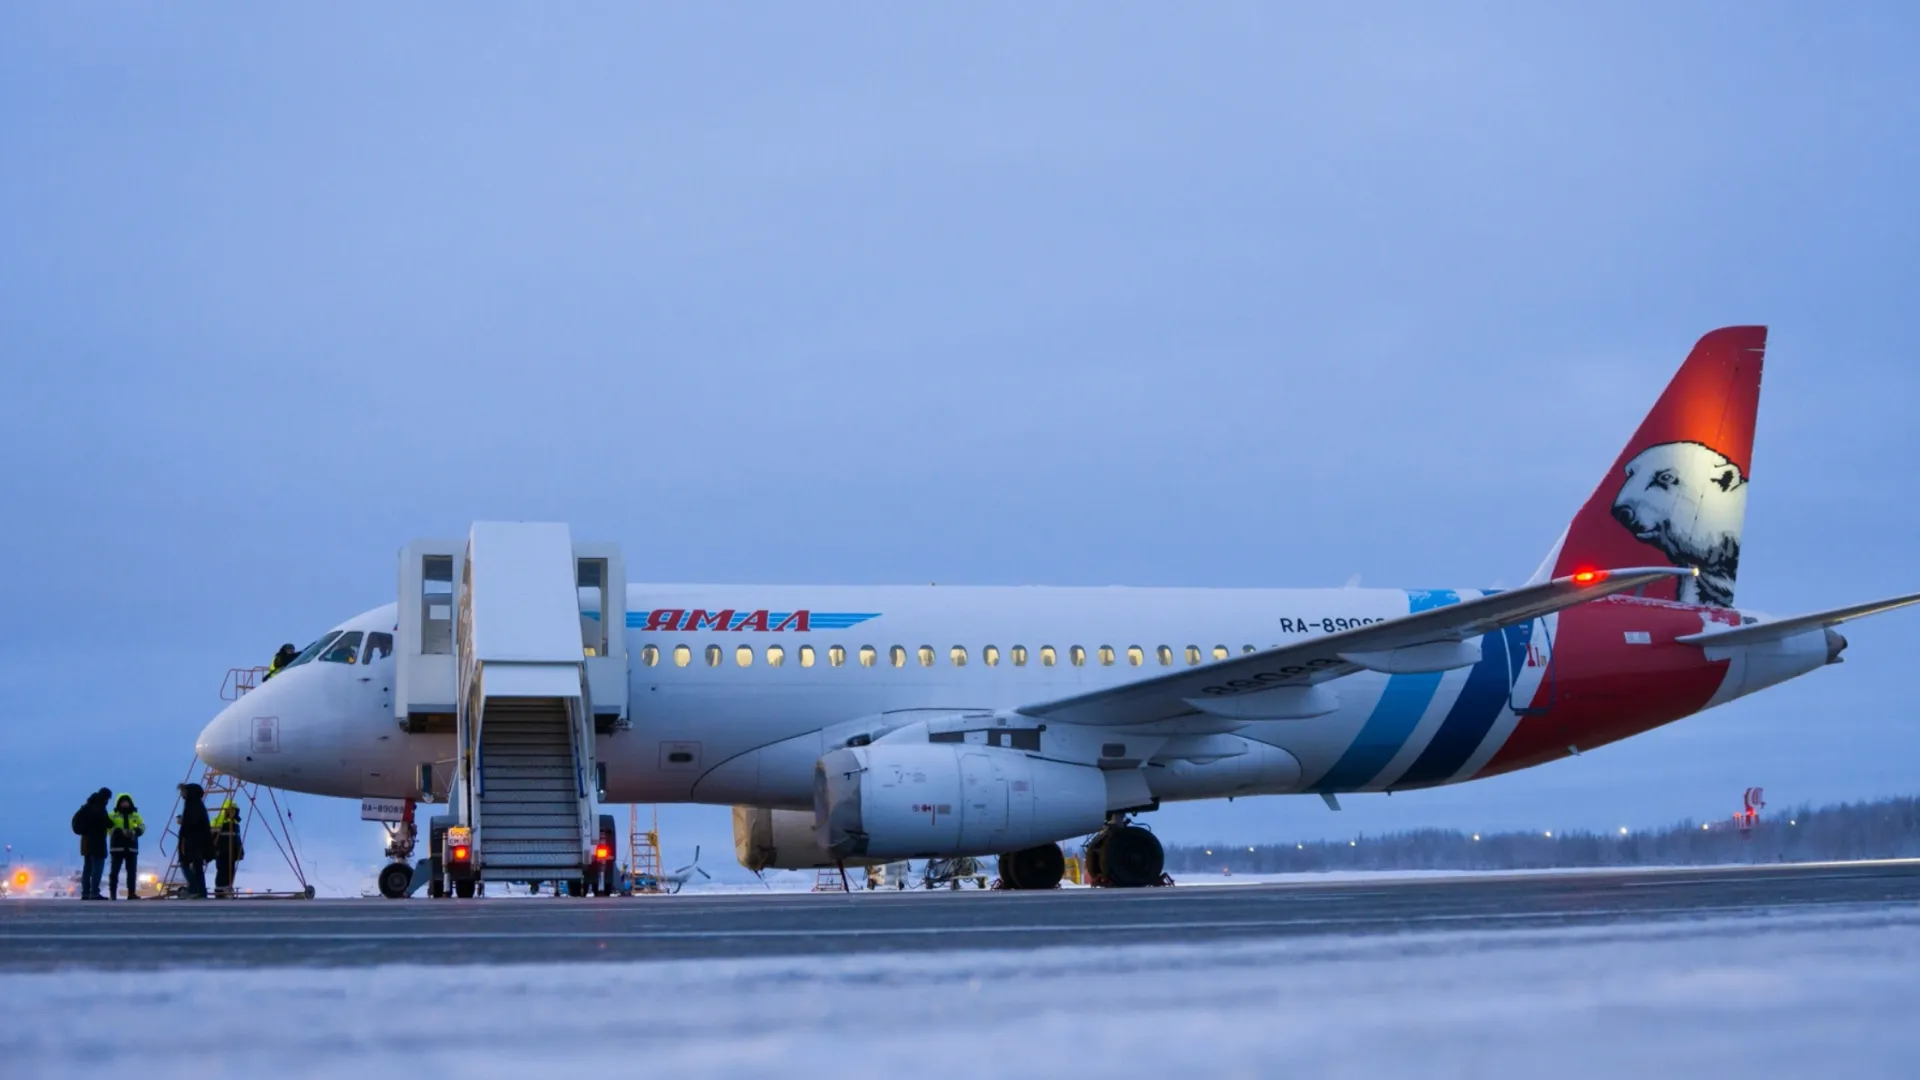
[375, 799, 427, 899]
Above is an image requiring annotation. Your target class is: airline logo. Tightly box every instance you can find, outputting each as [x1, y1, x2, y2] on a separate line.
[627, 609, 880, 632]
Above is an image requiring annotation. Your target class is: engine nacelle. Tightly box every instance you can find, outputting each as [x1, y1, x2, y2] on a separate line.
[815, 743, 1109, 860]
[732, 806, 834, 871]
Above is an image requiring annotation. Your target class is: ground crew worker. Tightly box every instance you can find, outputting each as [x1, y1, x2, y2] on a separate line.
[212, 799, 245, 897]
[106, 793, 145, 900]
[264, 643, 299, 681]
[70, 787, 112, 900]
[176, 783, 213, 899]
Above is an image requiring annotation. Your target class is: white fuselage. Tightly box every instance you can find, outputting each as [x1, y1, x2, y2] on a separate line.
[196, 580, 1823, 815]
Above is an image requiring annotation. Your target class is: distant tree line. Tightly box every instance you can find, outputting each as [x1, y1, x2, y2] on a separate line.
[1162, 795, 1920, 874]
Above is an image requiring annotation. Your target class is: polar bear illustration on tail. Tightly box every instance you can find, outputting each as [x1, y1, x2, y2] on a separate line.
[1610, 440, 1746, 607]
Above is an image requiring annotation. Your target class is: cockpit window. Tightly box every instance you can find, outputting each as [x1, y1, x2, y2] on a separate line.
[362, 631, 394, 664]
[322, 631, 364, 664]
[285, 632, 341, 671]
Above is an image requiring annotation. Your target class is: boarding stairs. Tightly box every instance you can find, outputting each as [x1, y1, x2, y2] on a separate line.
[476, 698, 586, 880]
[396, 523, 629, 892]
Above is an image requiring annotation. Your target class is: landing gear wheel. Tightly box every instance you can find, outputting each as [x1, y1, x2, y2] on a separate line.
[1100, 825, 1164, 888]
[454, 879, 477, 899]
[1001, 844, 1066, 890]
[377, 863, 413, 899]
[995, 852, 1022, 890]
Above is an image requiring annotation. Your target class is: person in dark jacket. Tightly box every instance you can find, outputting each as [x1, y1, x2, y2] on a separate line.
[106, 792, 145, 900]
[176, 783, 213, 899]
[211, 799, 245, 897]
[264, 643, 299, 681]
[71, 788, 112, 900]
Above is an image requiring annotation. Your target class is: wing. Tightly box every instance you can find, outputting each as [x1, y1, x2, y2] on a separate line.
[1676, 590, 1920, 647]
[1018, 567, 1692, 727]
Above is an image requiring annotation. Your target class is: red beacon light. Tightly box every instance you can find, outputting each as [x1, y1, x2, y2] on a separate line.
[594, 844, 612, 861]
[451, 845, 471, 863]
[1571, 569, 1607, 586]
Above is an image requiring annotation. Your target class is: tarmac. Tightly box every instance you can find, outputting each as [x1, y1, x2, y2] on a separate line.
[3, 858, 1917, 971]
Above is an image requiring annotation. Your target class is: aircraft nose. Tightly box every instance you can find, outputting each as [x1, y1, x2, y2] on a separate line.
[196, 702, 249, 774]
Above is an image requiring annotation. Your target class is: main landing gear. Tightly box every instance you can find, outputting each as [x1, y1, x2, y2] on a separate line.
[1085, 817, 1167, 888]
[996, 843, 1068, 890]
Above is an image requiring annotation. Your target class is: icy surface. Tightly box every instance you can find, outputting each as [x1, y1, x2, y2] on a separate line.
[5, 909, 1918, 1078]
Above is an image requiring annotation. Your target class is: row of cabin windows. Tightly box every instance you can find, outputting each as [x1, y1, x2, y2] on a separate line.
[637, 642, 1266, 669]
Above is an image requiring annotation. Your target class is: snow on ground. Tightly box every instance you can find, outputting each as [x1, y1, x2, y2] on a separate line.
[5, 907, 1919, 1079]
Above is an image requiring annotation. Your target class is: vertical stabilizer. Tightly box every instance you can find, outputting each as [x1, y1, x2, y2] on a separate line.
[1540, 326, 1765, 607]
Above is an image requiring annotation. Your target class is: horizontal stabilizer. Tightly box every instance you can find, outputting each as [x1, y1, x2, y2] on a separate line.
[1676, 591, 1920, 647]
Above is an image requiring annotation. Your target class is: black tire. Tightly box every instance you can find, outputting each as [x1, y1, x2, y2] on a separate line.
[566, 878, 587, 898]
[454, 878, 477, 899]
[1101, 825, 1164, 888]
[377, 863, 413, 900]
[1005, 844, 1066, 890]
[995, 853, 1023, 890]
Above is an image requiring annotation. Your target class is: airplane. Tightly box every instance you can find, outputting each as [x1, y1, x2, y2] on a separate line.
[654, 847, 711, 895]
[195, 326, 1920, 894]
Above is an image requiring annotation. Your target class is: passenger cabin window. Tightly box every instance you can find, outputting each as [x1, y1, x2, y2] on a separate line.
[1244, 645, 1257, 655]
[983, 645, 999, 667]
[798, 645, 814, 668]
[1070, 646, 1086, 667]
[705, 645, 722, 667]
[830, 645, 847, 667]
[1011, 645, 1028, 666]
[1212, 645, 1230, 661]
[950, 646, 967, 667]
[673, 645, 691, 668]
[889, 646, 906, 668]
[918, 646, 935, 668]
[860, 646, 877, 668]
[640, 644, 659, 667]
[1096, 645, 1114, 666]
[1156, 645, 1173, 666]
[1185, 646, 1202, 666]
[736, 645, 754, 667]
[767, 645, 786, 667]
[1040, 646, 1057, 667]
[322, 632, 364, 664]
[1127, 646, 1145, 667]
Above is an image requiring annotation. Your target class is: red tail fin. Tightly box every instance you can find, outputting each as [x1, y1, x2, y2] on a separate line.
[1545, 326, 1766, 608]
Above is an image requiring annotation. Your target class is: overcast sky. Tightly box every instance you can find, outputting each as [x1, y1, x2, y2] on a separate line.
[4, 5, 1917, 886]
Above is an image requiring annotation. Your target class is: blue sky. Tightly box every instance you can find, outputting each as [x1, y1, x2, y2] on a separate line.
[4, 5, 1918, 885]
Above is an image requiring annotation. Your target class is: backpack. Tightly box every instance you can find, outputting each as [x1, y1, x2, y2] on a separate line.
[71, 806, 87, 835]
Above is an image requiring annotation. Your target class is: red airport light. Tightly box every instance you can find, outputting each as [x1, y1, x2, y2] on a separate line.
[11, 870, 27, 889]
[594, 844, 611, 861]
